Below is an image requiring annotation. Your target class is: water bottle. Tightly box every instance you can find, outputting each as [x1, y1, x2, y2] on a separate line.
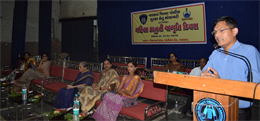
[175, 100, 179, 112]
[22, 84, 27, 100]
[74, 94, 79, 104]
[6, 94, 9, 103]
[73, 94, 79, 121]
[22, 100, 27, 105]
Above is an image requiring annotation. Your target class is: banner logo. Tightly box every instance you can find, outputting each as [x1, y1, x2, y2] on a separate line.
[182, 8, 193, 20]
[195, 98, 226, 121]
[139, 14, 147, 25]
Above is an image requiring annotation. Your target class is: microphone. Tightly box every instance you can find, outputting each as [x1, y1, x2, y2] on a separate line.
[213, 44, 253, 82]
[213, 44, 220, 49]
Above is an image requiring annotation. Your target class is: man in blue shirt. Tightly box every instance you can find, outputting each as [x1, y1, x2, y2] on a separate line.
[201, 16, 260, 120]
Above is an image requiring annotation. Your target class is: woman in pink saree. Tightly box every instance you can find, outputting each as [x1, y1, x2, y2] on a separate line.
[92, 60, 144, 121]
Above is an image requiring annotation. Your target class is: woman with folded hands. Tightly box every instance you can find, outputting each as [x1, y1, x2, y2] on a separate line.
[79, 59, 120, 113]
[92, 60, 144, 121]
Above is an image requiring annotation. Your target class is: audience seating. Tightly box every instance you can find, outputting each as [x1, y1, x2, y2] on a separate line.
[30, 60, 102, 102]
[2, 66, 14, 76]
[30, 59, 168, 120]
[151, 57, 199, 73]
[58, 53, 70, 61]
[151, 66, 192, 74]
[30, 65, 64, 101]
[108, 55, 147, 68]
[2, 56, 41, 80]
[94, 74, 168, 120]
[150, 65, 190, 96]
[150, 58, 199, 97]
[93, 65, 167, 120]
[25, 58, 201, 120]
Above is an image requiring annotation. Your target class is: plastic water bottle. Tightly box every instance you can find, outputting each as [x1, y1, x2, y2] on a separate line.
[6, 94, 9, 103]
[73, 94, 79, 121]
[22, 84, 27, 100]
[74, 94, 79, 104]
[175, 100, 179, 112]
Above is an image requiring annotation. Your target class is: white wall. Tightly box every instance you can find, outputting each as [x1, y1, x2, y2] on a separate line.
[1, 1, 15, 43]
[52, 0, 62, 41]
[0, 1, 15, 68]
[25, 0, 39, 43]
[51, 0, 62, 59]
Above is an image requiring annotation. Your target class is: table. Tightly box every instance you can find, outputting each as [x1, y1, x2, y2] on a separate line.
[43, 109, 95, 121]
[1, 81, 12, 103]
[7, 91, 44, 121]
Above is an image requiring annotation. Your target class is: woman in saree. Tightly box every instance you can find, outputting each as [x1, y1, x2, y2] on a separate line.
[11, 53, 50, 92]
[23, 52, 37, 70]
[1, 52, 37, 82]
[79, 59, 120, 113]
[92, 60, 144, 121]
[165, 53, 186, 72]
[54, 61, 94, 109]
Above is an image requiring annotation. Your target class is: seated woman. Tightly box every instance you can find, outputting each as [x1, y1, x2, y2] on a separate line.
[12, 53, 50, 92]
[79, 59, 120, 113]
[54, 61, 93, 109]
[92, 60, 144, 121]
[23, 52, 37, 70]
[1, 52, 37, 81]
[165, 53, 186, 72]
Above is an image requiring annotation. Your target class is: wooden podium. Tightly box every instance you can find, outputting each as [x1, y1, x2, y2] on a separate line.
[153, 71, 260, 121]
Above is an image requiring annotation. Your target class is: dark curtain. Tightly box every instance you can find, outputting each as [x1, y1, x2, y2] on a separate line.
[11, 0, 28, 68]
[61, 19, 94, 62]
[38, 0, 52, 56]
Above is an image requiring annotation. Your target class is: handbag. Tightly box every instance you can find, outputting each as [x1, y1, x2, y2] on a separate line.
[122, 98, 138, 108]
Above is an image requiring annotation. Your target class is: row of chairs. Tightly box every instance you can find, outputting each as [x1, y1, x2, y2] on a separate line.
[108, 55, 200, 69]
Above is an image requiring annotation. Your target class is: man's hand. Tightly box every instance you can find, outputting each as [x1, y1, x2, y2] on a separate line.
[200, 67, 221, 79]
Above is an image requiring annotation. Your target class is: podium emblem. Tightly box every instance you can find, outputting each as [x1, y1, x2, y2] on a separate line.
[195, 98, 226, 121]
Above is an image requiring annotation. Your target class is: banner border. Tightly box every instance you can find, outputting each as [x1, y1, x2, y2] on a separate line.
[131, 2, 207, 45]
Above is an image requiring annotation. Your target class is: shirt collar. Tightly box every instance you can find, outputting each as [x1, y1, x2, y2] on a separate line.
[220, 40, 240, 52]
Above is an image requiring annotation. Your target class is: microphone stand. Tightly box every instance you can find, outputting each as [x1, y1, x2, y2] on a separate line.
[215, 48, 253, 82]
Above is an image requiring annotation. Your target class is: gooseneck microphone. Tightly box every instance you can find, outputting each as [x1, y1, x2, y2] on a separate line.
[213, 44, 253, 82]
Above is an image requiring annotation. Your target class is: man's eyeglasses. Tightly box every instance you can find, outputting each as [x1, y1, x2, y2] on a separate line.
[169, 56, 175, 58]
[43, 56, 47, 57]
[211, 28, 233, 36]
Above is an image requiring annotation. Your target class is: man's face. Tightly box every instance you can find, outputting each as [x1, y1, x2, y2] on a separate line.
[199, 58, 207, 69]
[213, 21, 237, 48]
